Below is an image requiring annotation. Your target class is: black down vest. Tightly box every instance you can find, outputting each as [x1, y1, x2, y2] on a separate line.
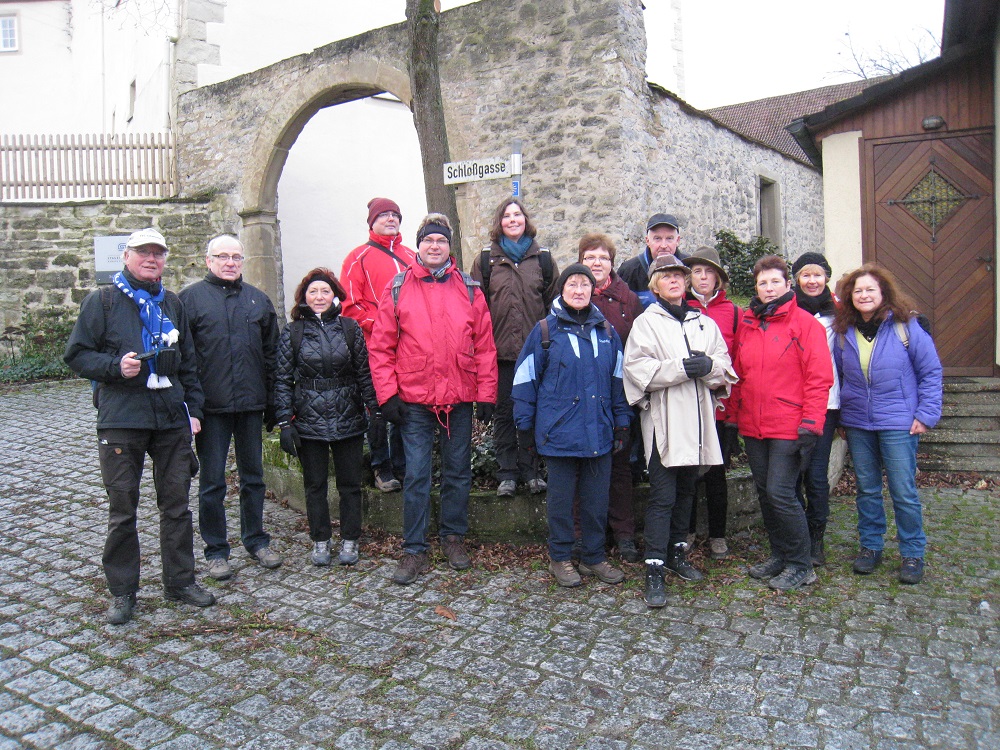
[274, 307, 377, 442]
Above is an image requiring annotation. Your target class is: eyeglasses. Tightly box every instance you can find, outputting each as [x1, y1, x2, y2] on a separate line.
[210, 254, 245, 263]
[582, 254, 612, 264]
[377, 211, 402, 221]
[420, 238, 450, 247]
[133, 248, 168, 259]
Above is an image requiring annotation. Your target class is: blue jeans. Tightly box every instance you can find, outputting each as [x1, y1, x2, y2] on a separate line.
[845, 428, 925, 558]
[399, 402, 473, 555]
[195, 411, 270, 560]
[744, 436, 811, 569]
[547, 453, 612, 563]
[796, 409, 839, 526]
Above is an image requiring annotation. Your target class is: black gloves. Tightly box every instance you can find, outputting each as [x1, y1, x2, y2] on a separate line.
[381, 395, 407, 425]
[682, 351, 713, 380]
[518, 429, 536, 455]
[278, 421, 301, 457]
[264, 404, 278, 433]
[476, 402, 495, 424]
[796, 428, 819, 472]
[613, 427, 629, 454]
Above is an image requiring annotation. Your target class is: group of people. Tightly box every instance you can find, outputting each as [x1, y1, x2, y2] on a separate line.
[64, 197, 942, 625]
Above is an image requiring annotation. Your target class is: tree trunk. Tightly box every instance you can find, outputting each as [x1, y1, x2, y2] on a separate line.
[405, 0, 462, 259]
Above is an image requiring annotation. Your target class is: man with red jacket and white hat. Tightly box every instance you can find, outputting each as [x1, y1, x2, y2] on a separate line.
[340, 198, 417, 493]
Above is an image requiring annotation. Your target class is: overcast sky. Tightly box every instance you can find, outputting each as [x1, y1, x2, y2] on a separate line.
[216, 0, 947, 111]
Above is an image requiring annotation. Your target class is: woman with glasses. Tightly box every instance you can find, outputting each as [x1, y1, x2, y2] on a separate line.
[578, 233, 644, 563]
[471, 198, 560, 498]
[368, 214, 498, 585]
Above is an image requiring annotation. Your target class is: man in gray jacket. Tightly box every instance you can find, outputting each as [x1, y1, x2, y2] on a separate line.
[64, 227, 216, 625]
[179, 235, 281, 580]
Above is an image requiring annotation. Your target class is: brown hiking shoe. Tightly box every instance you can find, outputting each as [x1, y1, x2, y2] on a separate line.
[578, 560, 626, 584]
[441, 535, 471, 570]
[548, 559, 583, 588]
[391, 552, 431, 585]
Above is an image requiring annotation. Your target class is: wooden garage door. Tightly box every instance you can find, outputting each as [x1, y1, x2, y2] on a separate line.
[867, 131, 995, 376]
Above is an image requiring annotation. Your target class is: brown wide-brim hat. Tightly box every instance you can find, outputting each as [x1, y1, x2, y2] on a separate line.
[683, 246, 729, 284]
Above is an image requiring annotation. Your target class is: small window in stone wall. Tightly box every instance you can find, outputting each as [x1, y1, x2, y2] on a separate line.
[1, 15, 18, 52]
[758, 176, 781, 248]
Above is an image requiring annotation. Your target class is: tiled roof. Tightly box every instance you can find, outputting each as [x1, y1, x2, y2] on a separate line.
[706, 78, 892, 164]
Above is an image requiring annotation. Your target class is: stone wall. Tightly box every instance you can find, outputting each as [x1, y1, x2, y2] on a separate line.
[173, 0, 823, 302]
[0, 197, 233, 331]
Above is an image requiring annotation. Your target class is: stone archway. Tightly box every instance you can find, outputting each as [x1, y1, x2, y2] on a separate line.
[174, 0, 824, 314]
[236, 61, 412, 313]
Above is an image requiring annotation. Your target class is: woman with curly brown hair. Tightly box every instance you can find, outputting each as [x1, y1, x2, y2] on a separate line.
[834, 264, 942, 585]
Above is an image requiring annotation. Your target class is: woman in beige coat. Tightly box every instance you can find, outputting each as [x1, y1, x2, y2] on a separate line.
[623, 254, 737, 607]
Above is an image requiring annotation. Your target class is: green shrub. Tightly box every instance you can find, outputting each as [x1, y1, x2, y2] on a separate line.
[0, 307, 76, 383]
[714, 230, 781, 299]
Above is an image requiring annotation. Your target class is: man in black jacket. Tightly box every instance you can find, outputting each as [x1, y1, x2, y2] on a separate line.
[617, 213, 684, 308]
[64, 227, 216, 625]
[179, 235, 281, 580]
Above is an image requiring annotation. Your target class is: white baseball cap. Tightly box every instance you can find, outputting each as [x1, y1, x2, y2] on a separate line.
[125, 228, 168, 251]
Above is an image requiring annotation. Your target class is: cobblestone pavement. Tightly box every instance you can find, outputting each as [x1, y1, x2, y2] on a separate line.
[1, 381, 998, 749]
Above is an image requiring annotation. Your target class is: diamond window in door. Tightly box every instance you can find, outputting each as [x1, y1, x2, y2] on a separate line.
[889, 169, 968, 240]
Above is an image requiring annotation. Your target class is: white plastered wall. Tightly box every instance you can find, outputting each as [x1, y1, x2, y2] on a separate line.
[820, 131, 865, 286]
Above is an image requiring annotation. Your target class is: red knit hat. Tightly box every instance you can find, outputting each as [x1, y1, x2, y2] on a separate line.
[367, 197, 402, 228]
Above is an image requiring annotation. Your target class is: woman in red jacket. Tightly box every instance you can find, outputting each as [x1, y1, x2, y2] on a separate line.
[368, 214, 499, 586]
[730, 255, 833, 591]
[683, 247, 740, 560]
[579, 233, 644, 563]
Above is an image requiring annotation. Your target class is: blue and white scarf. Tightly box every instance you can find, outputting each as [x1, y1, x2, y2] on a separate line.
[113, 271, 179, 389]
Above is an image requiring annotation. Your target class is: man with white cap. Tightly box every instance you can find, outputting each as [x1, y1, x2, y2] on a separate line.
[65, 227, 216, 625]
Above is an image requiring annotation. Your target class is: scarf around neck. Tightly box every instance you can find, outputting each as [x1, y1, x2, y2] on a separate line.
[499, 235, 532, 263]
[795, 286, 835, 316]
[749, 290, 795, 321]
[113, 270, 179, 389]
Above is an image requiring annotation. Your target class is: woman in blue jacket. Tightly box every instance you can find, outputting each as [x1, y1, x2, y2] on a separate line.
[513, 264, 632, 588]
[834, 265, 942, 585]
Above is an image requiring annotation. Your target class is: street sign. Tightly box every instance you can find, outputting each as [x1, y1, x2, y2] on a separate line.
[443, 156, 510, 185]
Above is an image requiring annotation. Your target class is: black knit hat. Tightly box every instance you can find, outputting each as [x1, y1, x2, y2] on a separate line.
[791, 252, 832, 278]
[557, 263, 597, 293]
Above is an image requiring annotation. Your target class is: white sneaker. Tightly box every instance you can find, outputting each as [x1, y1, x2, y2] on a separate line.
[338, 539, 359, 566]
[311, 540, 332, 566]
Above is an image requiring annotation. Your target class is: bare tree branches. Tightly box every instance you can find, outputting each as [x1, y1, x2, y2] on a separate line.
[833, 28, 941, 79]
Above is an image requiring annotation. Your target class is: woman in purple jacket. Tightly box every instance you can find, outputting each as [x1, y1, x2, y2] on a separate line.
[834, 265, 942, 585]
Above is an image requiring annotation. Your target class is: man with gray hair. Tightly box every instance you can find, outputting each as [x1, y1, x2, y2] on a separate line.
[179, 234, 282, 580]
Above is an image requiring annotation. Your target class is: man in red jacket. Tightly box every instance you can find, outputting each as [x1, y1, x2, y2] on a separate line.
[369, 213, 498, 585]
[340, 198, 417, 493]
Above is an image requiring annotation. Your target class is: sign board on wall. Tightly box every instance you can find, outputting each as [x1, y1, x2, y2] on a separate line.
[443, 156, 511, 185]
[94, 236, 128, 284]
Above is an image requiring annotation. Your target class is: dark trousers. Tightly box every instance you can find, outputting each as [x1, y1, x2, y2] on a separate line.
[495, 360, 539, 483]
[744, 436, 811, 569]
[298, 436, 364, 543]
[547, 453, 612, 564]
[795, 409, 839, 526]
[368, 409, 405, 476]
[644, 443, 698, 560]
[97, 427, 197, 596]
[607, 436, 636, 540]
[195, 411, 269, 561]
[690, 421, 735, 538]
[399, 402, 473, 555]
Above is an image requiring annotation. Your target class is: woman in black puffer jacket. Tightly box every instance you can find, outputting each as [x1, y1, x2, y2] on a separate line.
[274, 268, 378, 568]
